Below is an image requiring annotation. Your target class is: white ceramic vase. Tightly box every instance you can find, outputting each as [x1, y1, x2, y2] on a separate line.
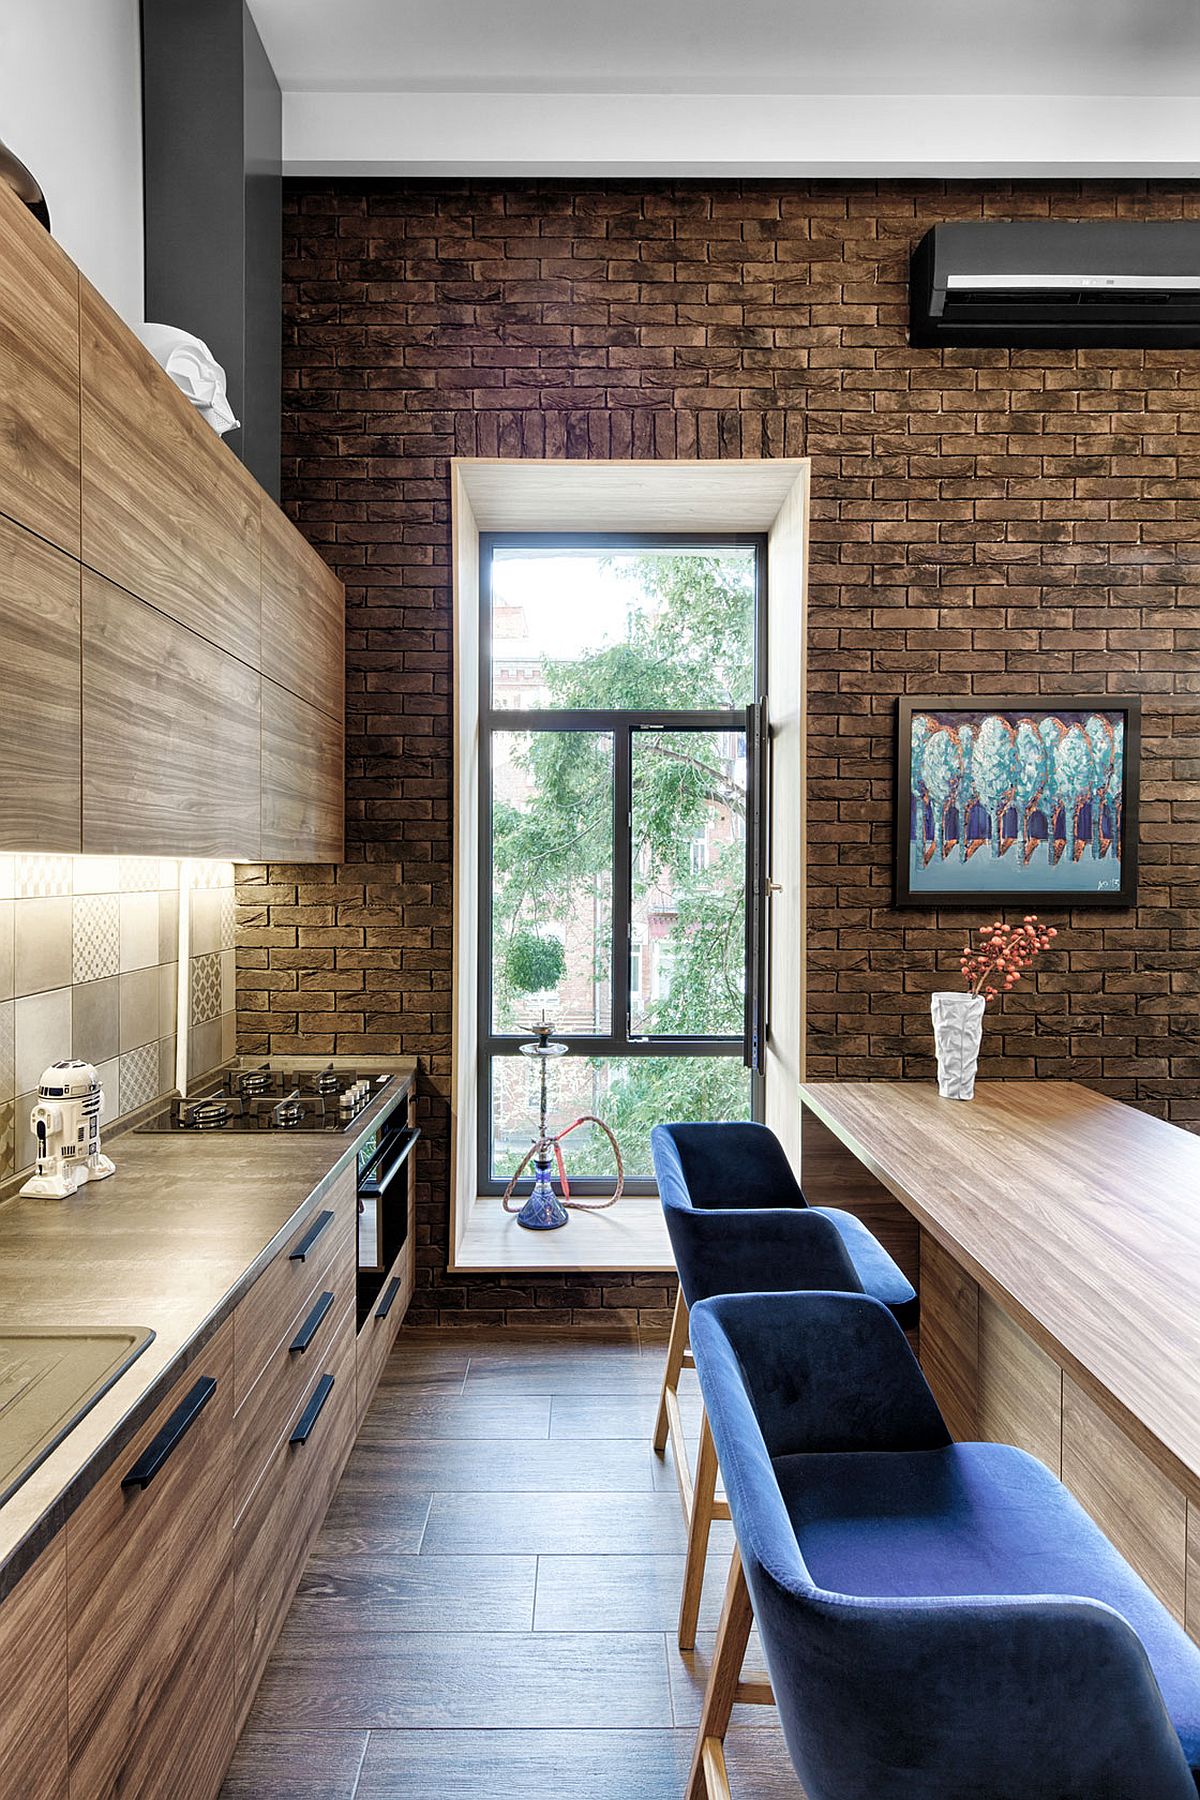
[931, 991, 986, 1101]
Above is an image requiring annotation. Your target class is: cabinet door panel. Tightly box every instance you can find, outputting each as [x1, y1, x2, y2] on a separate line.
[0, 515, 81, 850]
[261, 678, 344, 862]
[80, 280, 260, 668]
[82, 573, 261, 858]
[260, 500, 344, 721]
[0, 1540, 68, 1799]
[0, 184, 80, 557]
[67, 1319, 234, 1800]
[235, 1299, 356, 1726]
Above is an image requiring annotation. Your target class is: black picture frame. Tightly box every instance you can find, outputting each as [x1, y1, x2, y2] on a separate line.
[894, 695, 1141, 910]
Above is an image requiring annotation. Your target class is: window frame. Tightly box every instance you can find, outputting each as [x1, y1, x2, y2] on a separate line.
[477, 530, 767, 1196]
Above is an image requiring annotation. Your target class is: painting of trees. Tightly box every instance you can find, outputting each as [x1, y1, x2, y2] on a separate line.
[1086, 713, 1116, 858]
[1013, 719, 1049, 865]
[1053, 724, 1096, 862]
[973, 715, 1017, 859]
[899, 699, 1136, 904]
[920, 727, 962, 863]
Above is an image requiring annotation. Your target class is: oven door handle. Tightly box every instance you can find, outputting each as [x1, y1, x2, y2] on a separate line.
[363, 1125, 421, 1200]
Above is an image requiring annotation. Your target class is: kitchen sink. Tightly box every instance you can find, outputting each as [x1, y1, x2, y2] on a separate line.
[0, 1328, 155, 1510]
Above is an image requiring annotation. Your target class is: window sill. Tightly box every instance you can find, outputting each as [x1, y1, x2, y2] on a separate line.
[450, 1192, 673, 1274]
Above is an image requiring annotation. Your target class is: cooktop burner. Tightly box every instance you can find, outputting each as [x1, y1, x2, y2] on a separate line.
[138, 1066, 394, 1133]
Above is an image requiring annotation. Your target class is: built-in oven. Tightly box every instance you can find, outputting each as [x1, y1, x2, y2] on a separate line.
[356, 1100, 420, 1322]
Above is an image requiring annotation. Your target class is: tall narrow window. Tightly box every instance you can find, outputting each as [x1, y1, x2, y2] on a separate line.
[479, 534, 766, 1192]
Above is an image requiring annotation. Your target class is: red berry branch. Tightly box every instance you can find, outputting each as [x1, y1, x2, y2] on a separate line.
[960, 914, 1058, 1006]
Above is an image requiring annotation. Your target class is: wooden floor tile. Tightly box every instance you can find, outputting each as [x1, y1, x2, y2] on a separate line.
[533, 1552, 729, 1634]
[249, 1631, 674, 1730]
[359, 1393, 551, 1441]
[550, 1386, 701, 1440]
[355, 1728, 692, 1799]
[219, 1727, 367, 1798]
[307, 1490, 432, 1560]
[293, 1554, 537, 1629]
[462, 1349, 664, 1395]
[338, 1436, 660, 1494]
[422, 1490, 688, 1556]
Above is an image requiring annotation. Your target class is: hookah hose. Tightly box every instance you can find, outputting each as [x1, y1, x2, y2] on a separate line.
[501, 1115, 625, 1213]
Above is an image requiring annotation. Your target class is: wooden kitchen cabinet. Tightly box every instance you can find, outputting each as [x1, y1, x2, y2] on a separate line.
[234, 1298, 356, 1727]
[261, 497, 345, 723]
[66, 1317, 234, 1800]
[80, 279, 261, 670]
[0, 183, 81, 560]
[0, 1538, 68, 1799]
[0, 515, 81, 851]
[231, 1165, 359, 1726]
[261, 677, 345, 862]
[81, 572, 262, 858]
[0, 190, 344, 864]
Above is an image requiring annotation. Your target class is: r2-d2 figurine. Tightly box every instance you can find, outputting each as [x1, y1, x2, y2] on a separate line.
[20, 1060, 116, 1199]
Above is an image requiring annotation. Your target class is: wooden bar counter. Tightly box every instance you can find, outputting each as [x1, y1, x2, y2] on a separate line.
[798, 1080, 1200, 1637]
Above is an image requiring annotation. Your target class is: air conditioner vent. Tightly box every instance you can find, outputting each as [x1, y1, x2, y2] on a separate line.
[910, 221, 1200, 348]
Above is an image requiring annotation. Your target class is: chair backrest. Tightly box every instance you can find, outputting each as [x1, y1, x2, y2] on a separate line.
[651, 1120, 805, 1212]
[690, 1289, 1199, 1800]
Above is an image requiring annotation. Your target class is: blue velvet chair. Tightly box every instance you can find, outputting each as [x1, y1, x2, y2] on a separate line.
[686, 1287, 1200, 1800]
[650, 1121, 916, 1649]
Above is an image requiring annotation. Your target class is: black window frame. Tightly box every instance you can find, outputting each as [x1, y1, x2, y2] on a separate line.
[478, 530, 768, 1196]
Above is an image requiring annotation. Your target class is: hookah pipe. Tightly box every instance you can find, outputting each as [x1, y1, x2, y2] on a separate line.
[503, 1019, 624, 1228]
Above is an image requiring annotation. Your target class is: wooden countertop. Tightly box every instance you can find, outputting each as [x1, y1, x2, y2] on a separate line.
[799, 1080, 1200, 1503]
[0, 1060, 417, 1596]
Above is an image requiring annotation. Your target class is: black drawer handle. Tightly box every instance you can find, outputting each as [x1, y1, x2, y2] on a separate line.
[290, 1374, 335, 1446]
[291, 1290, 335, 1354]
[290, 1209, 334, 1262]
[121, 1377, 217, 1490]
[375, 1276, 403, 1321]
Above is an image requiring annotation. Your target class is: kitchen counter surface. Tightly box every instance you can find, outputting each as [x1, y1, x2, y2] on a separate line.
[0, 1058, 418, 1597]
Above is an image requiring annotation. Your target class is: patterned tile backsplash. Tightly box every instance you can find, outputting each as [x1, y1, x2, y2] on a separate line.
[0, 855, 238, 1184]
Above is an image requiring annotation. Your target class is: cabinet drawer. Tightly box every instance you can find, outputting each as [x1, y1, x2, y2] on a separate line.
[235, 1296, 355, 1723]
[233, 1167, 356, 1410]
[234, 1221, 355, 1522]
[67, 1318, 234, 1800]
[0, 1540, 67, 1799]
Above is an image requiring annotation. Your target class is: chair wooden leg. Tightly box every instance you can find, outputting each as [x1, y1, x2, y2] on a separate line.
[685, 1546, 755, 1800]
[679, 1405, 719, 1651]
[654, 1286, 689, 1454]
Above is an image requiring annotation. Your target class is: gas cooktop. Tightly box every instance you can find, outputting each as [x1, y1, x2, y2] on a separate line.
[137, 1065, 395, 1134]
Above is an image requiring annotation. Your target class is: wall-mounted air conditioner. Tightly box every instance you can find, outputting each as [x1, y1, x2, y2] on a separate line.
[910, 220, 1200, 348]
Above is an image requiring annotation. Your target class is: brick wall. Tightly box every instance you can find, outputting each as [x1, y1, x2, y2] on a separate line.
[243, 178, 1200, 1328]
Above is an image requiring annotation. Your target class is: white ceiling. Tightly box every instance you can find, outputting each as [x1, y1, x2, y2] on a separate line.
[247, 0, 1200, 175]
[249, 0, 1200, 96]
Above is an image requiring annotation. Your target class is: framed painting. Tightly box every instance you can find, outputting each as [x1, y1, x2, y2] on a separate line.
[895, 695, 1140, 908]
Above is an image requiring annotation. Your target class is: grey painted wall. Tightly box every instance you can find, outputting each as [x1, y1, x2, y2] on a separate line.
[141, 0, 281, 499]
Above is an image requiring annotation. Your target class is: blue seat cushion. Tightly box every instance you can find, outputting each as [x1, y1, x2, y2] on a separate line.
[776, 1441, 1200, 1774]
[809, 1207, 917, 1322]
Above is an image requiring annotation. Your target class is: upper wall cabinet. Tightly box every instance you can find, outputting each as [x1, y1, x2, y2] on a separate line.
[0, 514, 81, 853]
[82, 573, 261, 859]
[0, 192, 345, 864]
[80, 279, 262, 670]
[260, 499, 344, 722]
[261, 680, 344, 863]
[0, 184, 81, 559]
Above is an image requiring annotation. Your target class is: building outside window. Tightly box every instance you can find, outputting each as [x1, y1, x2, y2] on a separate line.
[479, 534, 767, 1193]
